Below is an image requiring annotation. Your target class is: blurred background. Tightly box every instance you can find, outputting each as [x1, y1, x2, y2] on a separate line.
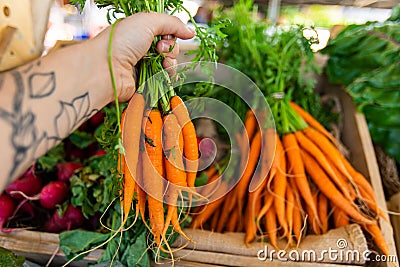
[44, 0, 395, 52]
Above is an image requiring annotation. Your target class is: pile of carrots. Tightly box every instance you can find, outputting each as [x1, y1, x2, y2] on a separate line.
[190, 100, 389, 256]
[119, 90, 198, 250]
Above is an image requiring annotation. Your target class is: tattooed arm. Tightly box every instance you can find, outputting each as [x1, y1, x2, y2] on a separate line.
[0, 13, 194, 190]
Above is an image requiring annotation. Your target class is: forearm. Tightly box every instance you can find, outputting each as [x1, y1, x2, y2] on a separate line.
[0, 35, 112, 190]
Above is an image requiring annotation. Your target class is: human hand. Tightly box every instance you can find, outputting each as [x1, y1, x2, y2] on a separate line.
[98, 12, 195, 102]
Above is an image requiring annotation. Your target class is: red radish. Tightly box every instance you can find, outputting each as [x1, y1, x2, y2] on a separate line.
[65, 141, 85, 161]
[0, 194, 16, 232]
[45, 204, 85, 233]
[56, 162, 82, 181]
[19, 201, 35, 218]
[6, 171, 42, 200]
[85, 142, 99, 157]
[63, 205, 85, 227]
[93, 150, 107, 157]
[44, 218, 60, 233]
[39, 181, 68, 210]
[198, 137, 217, 158]
[89, 111, 105, 128]
[78, 121, 89, 132]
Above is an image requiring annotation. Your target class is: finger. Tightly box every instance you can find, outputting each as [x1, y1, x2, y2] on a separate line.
[149, 13, 195, 40]
[162, 34, 176, 40]
[157, 39, 179, 58]
[163, 58, 178, 80]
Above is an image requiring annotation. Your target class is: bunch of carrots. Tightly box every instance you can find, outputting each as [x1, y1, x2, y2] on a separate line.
[190, 99, 390, 256]
[119, 84, 199, 252]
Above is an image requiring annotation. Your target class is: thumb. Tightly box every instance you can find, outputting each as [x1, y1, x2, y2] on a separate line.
[149, 13, 196, 40]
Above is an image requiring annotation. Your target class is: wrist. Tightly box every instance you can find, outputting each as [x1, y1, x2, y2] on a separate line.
[80, 33, 114, 104]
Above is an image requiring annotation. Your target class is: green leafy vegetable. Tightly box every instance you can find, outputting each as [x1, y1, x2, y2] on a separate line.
[69, 130, 96, 149]
[322, 4, 400, 163]
[36, 143, 66, 171]
[0, 247, 25, 267]
[60, 230, 110, 261]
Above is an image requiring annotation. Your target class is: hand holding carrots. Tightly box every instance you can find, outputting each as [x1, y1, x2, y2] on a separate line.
[96, 12, 195, 102]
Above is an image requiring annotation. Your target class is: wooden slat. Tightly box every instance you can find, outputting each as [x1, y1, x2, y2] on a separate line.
[152, 260, 226, 267]
[0, 230, 104, 267]
[172, 225, 367, 265]
[388, 192, 400, 259]
[171, 249, 363, 267]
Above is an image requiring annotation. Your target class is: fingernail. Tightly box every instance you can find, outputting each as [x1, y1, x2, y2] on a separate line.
[161, 42, 169, 52]
[163, 34, 174, 40]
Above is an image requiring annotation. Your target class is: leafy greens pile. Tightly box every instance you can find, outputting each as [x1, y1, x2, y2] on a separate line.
[321, 5, 400, 163]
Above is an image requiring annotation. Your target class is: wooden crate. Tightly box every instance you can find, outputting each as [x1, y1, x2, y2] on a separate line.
[0, 78, 397, 266]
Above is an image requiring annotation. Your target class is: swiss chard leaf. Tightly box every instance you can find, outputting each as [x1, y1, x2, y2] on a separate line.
[59, 230, 110, 261]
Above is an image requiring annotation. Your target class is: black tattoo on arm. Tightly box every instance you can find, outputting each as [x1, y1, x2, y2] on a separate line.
[54, 93, 98, 139]
[29, 72, 56, 98]
[0, 68, 97, 182]
[0, 71, 39, 180]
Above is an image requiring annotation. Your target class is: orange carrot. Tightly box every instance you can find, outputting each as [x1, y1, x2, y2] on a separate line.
[272, 133, 288, 237]
[306, 191, 321, 235]
[326, 157, 357, 200]
[243, 109, 257, 143]
[210, 206, 220, 231]
[332, 206, 349, 228]
[302, 127, 353, 183]
[236, 130, 262, 228]
[256, 190, 274, 232]
[301, 151, 374, 225]
[170, 95, 199, 187]
[318, 193, 329, 234]
[216, 188, 237, 233]
[303, 128, 380, 218]
[190, 182, 229, 229]
[265, 203, 279, 250]
[289, 101, 338, 145]
[363, 223, 390, 256]
[142, 109, 164, 245]
[286, 184, 295, 246]
[294, 131, 353, 201]
[283, 133, 320, 228]
[357, 186, 388, 222]
[122, 93, 145, 222]
[199, 172, 221, 198]
[245, 171, 264, 244]
[238, 110, 257, 175]
[122, 160, 136, 222]
[136, 158, 146, 222]
[226, 207, 239, 232]
[340, 158, 377, 205]
[253, 128, 275, 191]
[163, 113, 187, 187]
[170, 205, 190, 240]
[162, 113, 188, 239]
[292, 195, 303, 242]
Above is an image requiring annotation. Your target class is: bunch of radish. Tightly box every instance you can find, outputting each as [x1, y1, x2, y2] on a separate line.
[0, 162, 85, 233]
